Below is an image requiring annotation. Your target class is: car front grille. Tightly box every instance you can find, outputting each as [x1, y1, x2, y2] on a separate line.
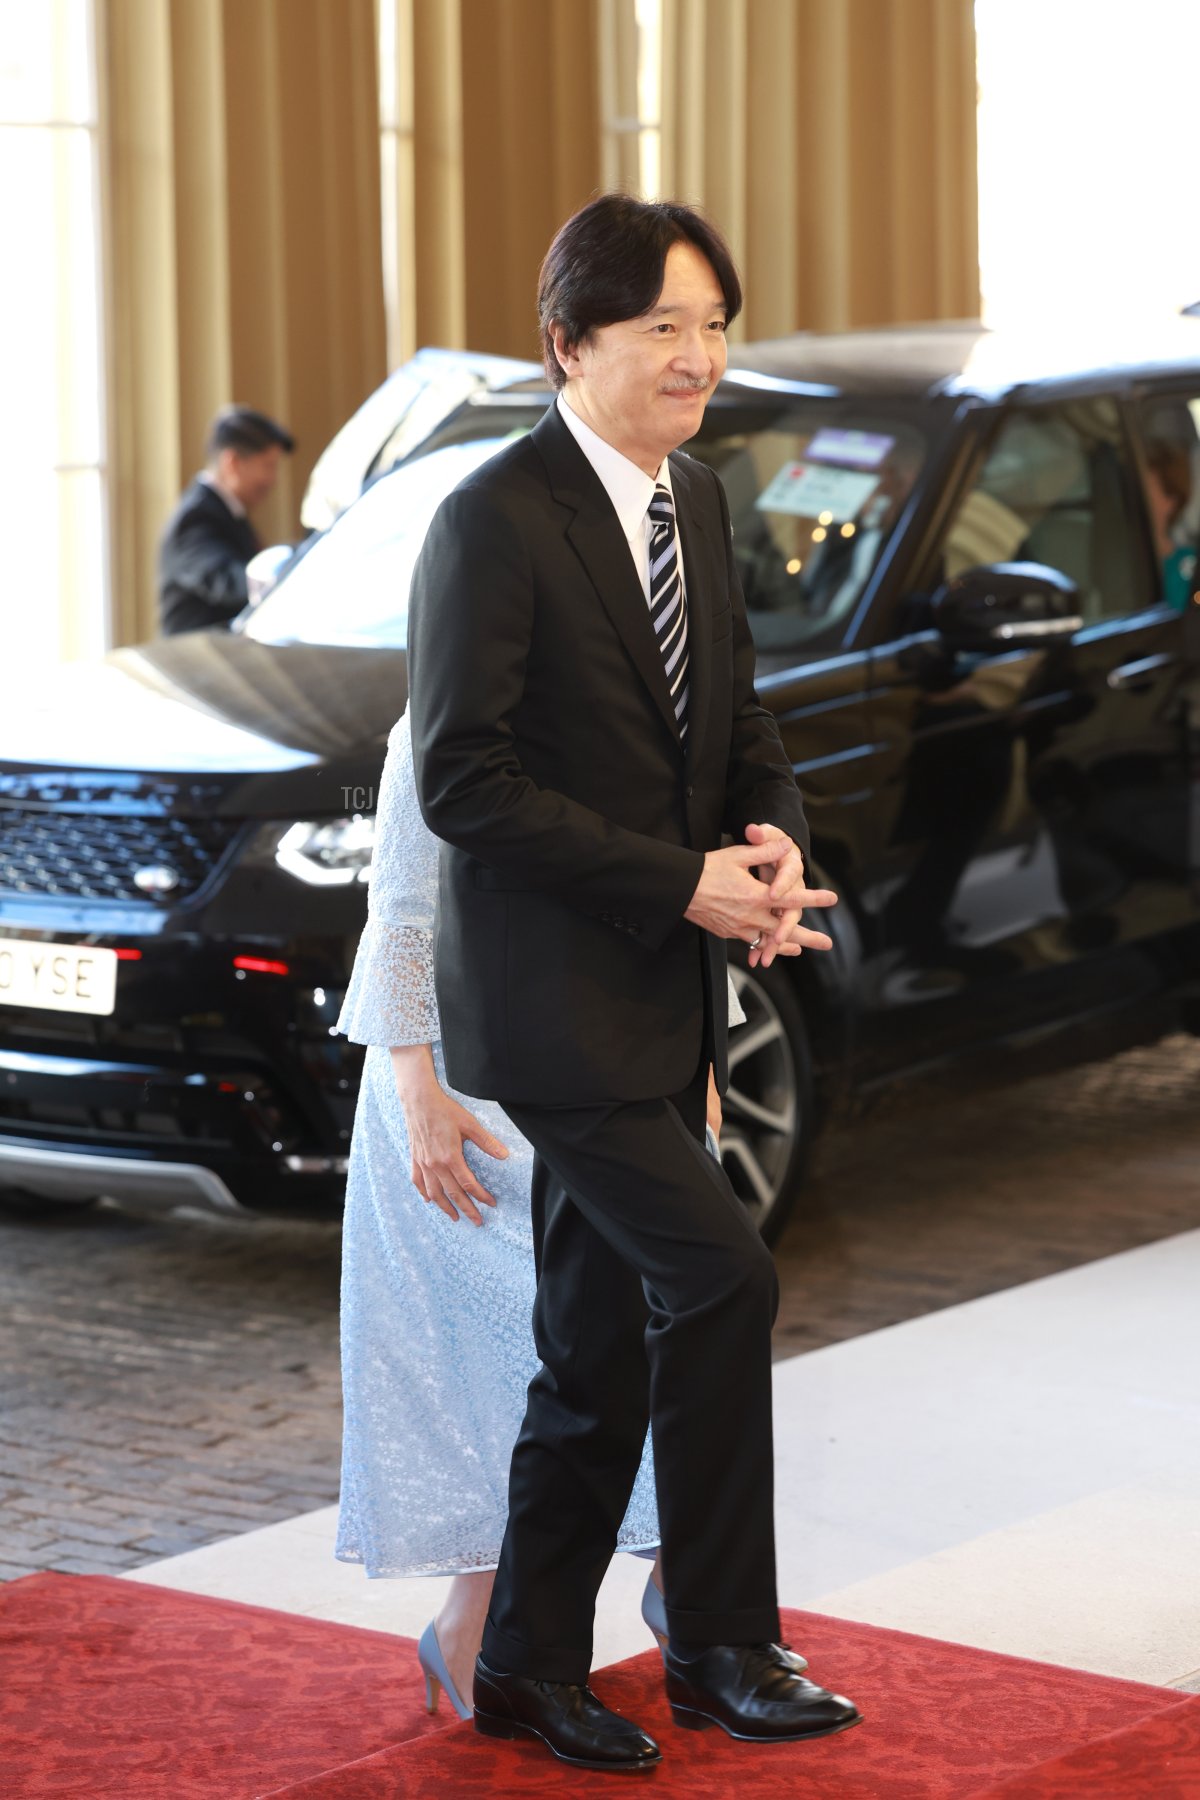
[0, 808, 242, 904]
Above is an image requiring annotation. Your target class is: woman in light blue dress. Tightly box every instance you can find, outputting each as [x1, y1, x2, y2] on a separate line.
[336, 706, 741, 1715]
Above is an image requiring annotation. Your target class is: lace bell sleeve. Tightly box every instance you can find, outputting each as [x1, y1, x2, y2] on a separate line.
[337, 708, 442, 1048]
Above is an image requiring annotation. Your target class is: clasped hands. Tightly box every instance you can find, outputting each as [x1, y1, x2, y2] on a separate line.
[684, 822, 837, 969]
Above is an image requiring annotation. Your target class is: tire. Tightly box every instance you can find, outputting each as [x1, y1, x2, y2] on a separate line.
[721, 959, 814, 1246]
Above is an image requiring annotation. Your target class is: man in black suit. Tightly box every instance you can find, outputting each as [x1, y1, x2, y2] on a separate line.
[407, 195, 859, 1771]
[158, 406, 294, 635]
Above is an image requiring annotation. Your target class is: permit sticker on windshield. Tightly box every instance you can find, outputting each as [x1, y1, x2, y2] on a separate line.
[755, 461, 878, 522]
[806, 428, 894, 469]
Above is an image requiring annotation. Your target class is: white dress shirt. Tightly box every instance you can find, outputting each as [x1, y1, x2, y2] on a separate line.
[198, 469, 247, 519]
[556, 393, 685, 605]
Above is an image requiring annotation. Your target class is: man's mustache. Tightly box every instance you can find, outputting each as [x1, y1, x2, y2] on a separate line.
[659, 377, 711, 393]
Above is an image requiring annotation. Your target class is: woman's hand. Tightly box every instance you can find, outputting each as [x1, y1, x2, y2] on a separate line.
[390, 1046, 509, 1226]
[706, 1064, 722, 1142]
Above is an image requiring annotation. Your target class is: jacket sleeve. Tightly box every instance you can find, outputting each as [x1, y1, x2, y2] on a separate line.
[164, 515, 249, 619]
[712, 469, 812, 868]
[406, 484, 704, 953]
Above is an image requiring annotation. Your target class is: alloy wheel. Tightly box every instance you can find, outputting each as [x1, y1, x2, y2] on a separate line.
[720, 965, 802, 1240]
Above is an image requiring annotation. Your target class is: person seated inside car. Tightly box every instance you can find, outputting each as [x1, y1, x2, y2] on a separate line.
[1141, 417, 1198, 615]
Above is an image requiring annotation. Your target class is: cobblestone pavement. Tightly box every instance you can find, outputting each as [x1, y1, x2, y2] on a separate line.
[0, 1203, 343, 1585]
[2, 1035, 1198, 1583]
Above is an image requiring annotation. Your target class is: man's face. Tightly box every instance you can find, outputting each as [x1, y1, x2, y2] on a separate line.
[220, 444, 283, 511]
[555, 241, 729, 476]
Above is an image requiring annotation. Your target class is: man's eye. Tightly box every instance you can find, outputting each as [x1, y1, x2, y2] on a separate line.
[709, 320, 727, 332]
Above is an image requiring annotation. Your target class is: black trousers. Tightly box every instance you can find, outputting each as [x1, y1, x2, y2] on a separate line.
[480, 1061, 781, 1684]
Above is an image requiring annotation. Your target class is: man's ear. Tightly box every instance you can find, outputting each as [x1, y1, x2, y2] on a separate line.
[551, 322, 579, 379]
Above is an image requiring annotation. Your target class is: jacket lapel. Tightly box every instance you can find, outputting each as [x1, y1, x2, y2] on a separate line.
[532, 406, 683, 746]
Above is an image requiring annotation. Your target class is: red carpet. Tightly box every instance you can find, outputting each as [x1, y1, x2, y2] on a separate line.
[0, 1573, 450, 1798]
[2, 1574, 1195, 1799]
[261, 1610, 1192, 1799]
[975, 1696, 1200, 1798]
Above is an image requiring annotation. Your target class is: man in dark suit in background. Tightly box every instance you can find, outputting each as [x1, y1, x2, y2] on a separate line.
[408, 194, 859, 1773]
[158, 406, 294, 635]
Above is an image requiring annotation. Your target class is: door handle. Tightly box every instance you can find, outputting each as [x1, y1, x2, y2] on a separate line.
[1106, 652, 1176, 692]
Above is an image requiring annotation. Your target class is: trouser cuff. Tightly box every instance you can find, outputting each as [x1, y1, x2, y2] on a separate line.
[664, 1600, 781, 1647]
[480, 1620, 592, 1687]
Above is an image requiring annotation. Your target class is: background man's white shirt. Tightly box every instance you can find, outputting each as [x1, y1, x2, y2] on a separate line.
[197, 470, 247, 519]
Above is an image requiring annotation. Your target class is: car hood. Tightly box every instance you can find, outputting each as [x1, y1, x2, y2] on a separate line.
[0, 633, 408, 811]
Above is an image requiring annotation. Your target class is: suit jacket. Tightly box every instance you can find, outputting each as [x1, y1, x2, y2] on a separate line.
[406, 403, 809, 1105]
[158, 477, 259, 635]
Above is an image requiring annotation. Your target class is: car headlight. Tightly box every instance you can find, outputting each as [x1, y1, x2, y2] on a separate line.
[275, 818, 375, 886]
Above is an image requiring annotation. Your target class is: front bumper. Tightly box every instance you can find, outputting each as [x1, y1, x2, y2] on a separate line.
[0, 1140, 248, 1214]
[0, 925, 363, 1218]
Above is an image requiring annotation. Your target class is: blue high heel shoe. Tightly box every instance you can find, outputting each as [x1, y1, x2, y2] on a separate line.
[640, 1572, 670, 1657]
[639, 1573, 808, 1672]
[417, 1620, 473, 1721]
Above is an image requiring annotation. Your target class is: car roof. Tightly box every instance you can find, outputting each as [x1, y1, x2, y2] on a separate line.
[495, 317, 1200, 407]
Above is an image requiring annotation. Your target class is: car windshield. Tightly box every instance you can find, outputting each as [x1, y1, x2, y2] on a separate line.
[242, 433, 522, 648]
[244, 390, 927, 650]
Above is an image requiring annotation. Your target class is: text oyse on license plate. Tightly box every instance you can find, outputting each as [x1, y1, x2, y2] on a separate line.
[0, 938, 118, 1016]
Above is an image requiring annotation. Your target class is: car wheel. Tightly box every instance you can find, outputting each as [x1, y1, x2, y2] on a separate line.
[721, 960, 814, 1246]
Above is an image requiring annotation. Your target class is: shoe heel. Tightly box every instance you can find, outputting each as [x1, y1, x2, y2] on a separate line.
[640, 1573, 670, 1665]
[473, 1709, 516, 1740]
[417, 1620, 472, 1723]
[670, 1703, 710, 1732]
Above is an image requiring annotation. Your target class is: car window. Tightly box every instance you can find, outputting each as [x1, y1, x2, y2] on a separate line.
[934, 399, 1154, 626]
[1137, 391, 1200, 613]
[244, 393, 927, 651]
[686, 402, 926, 650]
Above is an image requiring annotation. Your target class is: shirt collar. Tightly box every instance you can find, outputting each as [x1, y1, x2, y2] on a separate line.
[556, 393, 672, 539]
[198, 469, 247, 519]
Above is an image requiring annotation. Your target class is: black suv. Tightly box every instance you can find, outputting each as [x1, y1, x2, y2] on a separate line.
[2, 322, 1198, 1241]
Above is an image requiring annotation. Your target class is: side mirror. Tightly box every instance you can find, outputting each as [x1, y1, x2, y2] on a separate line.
[931, 562, 1082, 652]
[246, 543, 295, 607]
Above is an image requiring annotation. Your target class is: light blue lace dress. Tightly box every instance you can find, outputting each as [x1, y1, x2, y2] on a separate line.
[339, 708, 747, 1577]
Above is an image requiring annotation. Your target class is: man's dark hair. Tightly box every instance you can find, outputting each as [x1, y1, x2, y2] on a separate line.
[206, 405, 295, 460]
[537, 194, 742, 389]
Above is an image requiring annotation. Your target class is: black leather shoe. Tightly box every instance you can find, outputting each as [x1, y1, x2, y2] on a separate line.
[473, 1655, 662, 1771]
[664, 1641, 861, 1742]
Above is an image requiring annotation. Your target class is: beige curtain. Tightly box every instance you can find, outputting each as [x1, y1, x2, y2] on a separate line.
[378, 0, 610, 369]
[99, 0, 977, 649]
[659, 0, 979, 341]
[102, 0, 386, 647]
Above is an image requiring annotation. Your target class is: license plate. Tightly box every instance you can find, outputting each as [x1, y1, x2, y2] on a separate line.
[0, 937, 118, 1017]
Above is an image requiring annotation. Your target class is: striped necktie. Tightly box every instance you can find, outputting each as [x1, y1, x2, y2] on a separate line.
[647, 483, 689, 742]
